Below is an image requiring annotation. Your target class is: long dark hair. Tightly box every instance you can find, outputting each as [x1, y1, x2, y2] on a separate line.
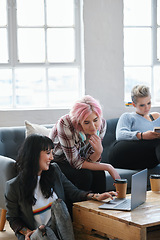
[16, 134, 54, 205]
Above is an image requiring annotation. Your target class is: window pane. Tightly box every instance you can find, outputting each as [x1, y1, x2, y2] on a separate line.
[15, 68, 46, 108]
[47, 28, 75, 62]
[0, 0, 7, 26]
[0, 69, 12, 108]
[157, 28, 160, 61]
[48, 68, 79, 107]
[154, 66, 160, 103]
[46, 0, 74, 26]
[17, 0, 44, 26]
[124, 67, 151, 102]
[0, 0, 81, 109]
[18, 29, 45, 63]
[0, 29, 8, 63]
[124, 28, 151, 65]
[124, 0, 151, 26]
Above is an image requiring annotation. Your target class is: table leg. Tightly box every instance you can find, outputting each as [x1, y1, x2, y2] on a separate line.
[0, 209, 7, 231]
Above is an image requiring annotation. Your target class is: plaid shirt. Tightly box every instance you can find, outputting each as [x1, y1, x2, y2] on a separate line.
[50, 114, 106, 169]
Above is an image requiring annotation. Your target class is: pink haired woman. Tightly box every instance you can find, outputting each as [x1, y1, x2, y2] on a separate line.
[50, 95, 120, 193]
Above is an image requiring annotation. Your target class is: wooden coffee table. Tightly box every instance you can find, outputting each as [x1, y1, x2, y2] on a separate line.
[73, 191, 160, 240]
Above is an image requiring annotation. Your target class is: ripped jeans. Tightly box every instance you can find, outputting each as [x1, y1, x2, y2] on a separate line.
[30, 199, 75, 240]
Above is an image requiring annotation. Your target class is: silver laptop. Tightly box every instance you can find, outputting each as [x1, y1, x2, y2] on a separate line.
[99, 169, 147, 211]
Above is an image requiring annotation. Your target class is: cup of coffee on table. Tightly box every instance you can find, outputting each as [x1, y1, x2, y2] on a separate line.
[150, 175, 160, 192]
[114, 179, 127, 199]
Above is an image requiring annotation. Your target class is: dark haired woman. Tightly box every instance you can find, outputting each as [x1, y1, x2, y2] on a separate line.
[5, 134, 117, 240]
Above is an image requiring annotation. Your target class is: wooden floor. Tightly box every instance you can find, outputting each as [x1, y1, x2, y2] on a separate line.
[0, 218, 17, 240]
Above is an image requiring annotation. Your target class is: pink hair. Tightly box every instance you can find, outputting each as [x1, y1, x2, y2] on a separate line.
[69, 95, 102, 131]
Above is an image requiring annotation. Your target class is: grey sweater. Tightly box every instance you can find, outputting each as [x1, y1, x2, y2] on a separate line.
[116, 112, 160, 140]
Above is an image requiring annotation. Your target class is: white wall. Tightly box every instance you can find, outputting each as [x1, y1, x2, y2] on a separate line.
[83, 0, 124, 119]
[0, 0, 159, 127]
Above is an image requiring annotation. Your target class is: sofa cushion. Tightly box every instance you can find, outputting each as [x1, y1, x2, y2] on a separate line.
[0, 126, 25, 160]
[105, 168, 138, 192]
[101, 118, 119, 164]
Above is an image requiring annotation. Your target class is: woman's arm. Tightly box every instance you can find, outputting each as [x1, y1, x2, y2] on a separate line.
[53, 163, 118, 203]
[5, 179, 33, 235]
[82, 161, 120, 180]
[116, 113, 139, 141]
[53, 163, 90, 202]
[87, 191, 118, 201]
[116, 112, 160, 141]
[137, 130, 160, 140]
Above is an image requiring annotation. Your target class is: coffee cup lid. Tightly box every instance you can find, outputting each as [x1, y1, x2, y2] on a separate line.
[114, 179, 127, 183]
[150, 174, 160, 179]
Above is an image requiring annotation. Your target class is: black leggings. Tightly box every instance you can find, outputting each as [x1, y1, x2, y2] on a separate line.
[55, 160, 106, 193]
[108, 139, 160, 170]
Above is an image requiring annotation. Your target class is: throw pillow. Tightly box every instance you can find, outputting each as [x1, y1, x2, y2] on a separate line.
[25, 120, 51, 138]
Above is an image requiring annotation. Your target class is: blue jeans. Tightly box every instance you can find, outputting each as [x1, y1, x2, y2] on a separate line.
[30, 199, 75, 240]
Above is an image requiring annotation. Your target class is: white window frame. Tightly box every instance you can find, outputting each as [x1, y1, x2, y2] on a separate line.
[0, 0, 84, 109]
[124, 0, 160, 105]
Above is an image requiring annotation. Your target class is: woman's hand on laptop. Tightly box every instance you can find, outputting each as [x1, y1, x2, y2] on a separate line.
[89, 191, 118, 201]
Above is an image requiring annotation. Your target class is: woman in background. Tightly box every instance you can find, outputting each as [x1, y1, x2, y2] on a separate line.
[50, 95, 120, 193]
[5, 134, 117, 240]
[108, 85, 160, 170]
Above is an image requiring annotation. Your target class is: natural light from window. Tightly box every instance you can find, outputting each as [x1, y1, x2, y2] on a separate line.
[0, 0, 82, 109]
[124, 0, 160, 105]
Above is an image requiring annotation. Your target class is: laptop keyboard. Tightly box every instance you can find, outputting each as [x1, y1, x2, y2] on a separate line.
[114, 199, 131, 210]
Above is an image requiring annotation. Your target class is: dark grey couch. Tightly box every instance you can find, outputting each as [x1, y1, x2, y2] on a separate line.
[1, 118, 160, 232]
[0, 118, 160, 195]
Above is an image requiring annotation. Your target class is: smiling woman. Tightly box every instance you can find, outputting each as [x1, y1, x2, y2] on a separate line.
[38, 149, 54, 175]
[50, 95, 120, 193]
[5, 134, 117, 240]
[5, 134, 77, 240]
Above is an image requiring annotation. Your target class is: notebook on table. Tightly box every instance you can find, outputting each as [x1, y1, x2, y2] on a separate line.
[99, 168, 147, 211]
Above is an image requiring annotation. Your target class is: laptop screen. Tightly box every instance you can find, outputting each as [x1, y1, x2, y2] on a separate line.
[131, 168, 147, 210]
